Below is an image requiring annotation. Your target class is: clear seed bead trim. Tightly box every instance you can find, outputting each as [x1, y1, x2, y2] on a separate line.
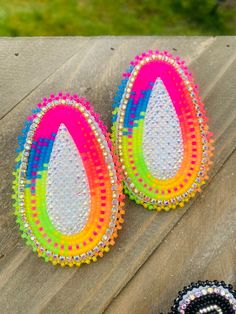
[178, 285, 236, 313]
[46, 123, 90, 235]
[143, 78, 183, 180]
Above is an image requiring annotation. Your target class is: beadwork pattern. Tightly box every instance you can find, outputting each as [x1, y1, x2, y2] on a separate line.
[13, 93, 125, 267]
[46, 123, 91, 235]
[112, 50, 214, 211]
[143, 78, 184, 180]
[170, 280, 236, 314]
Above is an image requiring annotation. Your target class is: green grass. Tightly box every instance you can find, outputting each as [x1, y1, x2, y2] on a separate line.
[0, 0, 235, 36]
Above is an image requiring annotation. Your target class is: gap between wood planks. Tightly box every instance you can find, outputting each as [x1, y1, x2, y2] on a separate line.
[201, 50, 236, 99]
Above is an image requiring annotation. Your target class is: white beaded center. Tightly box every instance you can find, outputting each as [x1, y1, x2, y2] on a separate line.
[46, 124, 90, 235]
[142, 78, 184, 180]
[197, 305, 223, 314]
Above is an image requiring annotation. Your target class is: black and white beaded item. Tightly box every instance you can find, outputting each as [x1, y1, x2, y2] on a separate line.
[170, 281, 236, 314]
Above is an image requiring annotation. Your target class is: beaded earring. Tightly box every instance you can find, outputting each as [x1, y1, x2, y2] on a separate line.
[170, 280, 236, 313]
[112, 50, 213, 211]
[12, 93, 125, 267]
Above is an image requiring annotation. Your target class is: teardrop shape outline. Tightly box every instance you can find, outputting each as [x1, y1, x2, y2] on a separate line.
[46, 123, 91, 235]
[142, 77, 184, 180]
[112, 51, 213, 211]
[13, 93, 125, 266]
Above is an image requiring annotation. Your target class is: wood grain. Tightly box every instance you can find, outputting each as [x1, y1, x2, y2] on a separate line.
[0, 37, 235, 314]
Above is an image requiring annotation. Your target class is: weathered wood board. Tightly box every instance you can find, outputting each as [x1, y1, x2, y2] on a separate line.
[0, 36, 236, 314]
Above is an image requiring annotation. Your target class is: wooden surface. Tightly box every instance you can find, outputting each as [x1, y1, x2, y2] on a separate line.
[0, 36, 236, 314]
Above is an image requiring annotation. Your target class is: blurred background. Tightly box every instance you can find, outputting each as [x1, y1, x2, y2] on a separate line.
[0, 0, 235, 36]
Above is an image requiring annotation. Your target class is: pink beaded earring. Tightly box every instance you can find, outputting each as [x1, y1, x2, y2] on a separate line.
[13, 93, 125, 267]
[112, 50, 213, 211]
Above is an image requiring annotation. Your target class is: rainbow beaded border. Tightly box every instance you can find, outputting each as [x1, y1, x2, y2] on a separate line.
[12, 93, 125, 267]
[112, 50, 214, 211]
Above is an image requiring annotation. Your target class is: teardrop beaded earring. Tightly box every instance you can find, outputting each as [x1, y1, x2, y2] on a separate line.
[13, 93, 125, 267]
[112, 50, 213, 211]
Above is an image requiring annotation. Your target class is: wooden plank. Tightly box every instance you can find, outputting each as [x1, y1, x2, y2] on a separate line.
[0, 36, 235, 314]
[0, 37, 91, 118]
